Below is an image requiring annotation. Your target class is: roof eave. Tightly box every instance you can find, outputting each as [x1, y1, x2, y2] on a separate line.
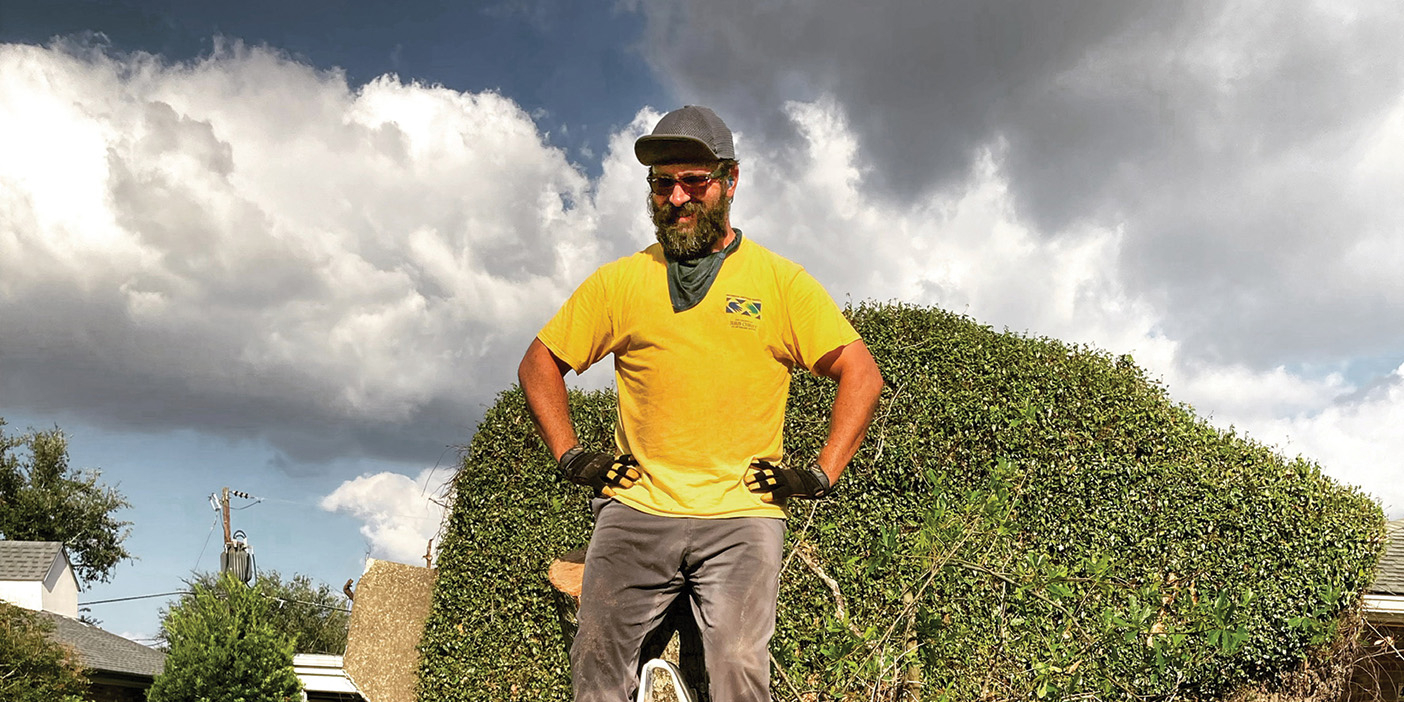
[1363, 593, 1404, 625]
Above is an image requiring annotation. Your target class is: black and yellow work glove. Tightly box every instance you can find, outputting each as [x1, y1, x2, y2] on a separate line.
[745, 460, 833, 503]
[558, 446, 641, 497]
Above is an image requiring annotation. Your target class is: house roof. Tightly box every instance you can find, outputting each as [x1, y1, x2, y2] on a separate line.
[1372, 520, 1404, 596]
[39, 612, 166, 679]
[0, 541, 64, 580]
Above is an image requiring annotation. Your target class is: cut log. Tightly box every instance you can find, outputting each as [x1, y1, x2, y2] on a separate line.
[548, 548, 587, 601]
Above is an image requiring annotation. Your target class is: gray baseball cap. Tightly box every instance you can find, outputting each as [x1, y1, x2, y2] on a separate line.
[634, 105, 736, 165]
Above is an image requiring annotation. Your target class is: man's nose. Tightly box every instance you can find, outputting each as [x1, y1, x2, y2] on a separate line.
[668, 185, 691, 207]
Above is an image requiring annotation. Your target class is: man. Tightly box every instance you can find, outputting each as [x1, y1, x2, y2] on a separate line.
[518, 105, 884, 702]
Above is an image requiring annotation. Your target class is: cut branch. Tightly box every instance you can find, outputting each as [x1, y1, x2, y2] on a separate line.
[794, 541, 865, 641]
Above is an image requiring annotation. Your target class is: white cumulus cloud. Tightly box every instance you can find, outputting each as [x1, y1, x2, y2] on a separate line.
[320, 467, 449, 563]
[1243, 365, 1404, 515]
[0, 39, 610, 463]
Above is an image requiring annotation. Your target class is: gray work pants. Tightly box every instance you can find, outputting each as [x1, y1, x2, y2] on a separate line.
[571, 498, 785, 702]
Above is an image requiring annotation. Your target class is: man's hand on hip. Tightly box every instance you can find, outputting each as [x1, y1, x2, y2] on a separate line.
[558, 446, 642, 497]
[745, 460, 832, 503]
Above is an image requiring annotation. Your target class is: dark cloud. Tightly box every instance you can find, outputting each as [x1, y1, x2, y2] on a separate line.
[632, 0, 1404, 369]
[634, 1, 1174, 203]
[0, 279, 496, 468]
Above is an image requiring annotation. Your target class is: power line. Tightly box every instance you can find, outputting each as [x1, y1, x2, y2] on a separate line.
[81, 590, 349, 612]
[227, 488, 263, 510]
[192, 514, 220, 572]
[244, 493, 446, 521]
[80, 591, 191, 606]
[270, 597, 350, 613]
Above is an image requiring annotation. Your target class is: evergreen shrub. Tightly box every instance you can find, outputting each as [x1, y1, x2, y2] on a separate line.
[418, 302, 1384, 701]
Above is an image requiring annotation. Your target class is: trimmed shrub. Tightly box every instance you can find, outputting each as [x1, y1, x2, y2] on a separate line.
[418, 301, 1383, 701]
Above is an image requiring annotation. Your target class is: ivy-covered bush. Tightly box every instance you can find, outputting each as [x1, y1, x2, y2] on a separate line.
[418, 302, 1383, 701]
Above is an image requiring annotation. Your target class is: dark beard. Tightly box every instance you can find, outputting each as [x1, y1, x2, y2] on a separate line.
[649, 194, 731, 260]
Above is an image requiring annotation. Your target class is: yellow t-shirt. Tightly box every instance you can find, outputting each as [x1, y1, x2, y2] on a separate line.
[537, 236, 860, 519]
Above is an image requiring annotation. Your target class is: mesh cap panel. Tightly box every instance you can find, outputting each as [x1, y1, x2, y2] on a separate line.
[635, 105, 735, 165]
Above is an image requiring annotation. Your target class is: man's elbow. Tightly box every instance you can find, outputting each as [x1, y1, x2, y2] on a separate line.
[519, 339, 571, 389]
[519, 339, 546, 389]
[516, 345, 533, 387]
[857, 354, 884, 403]
[831, 341, 883, 400]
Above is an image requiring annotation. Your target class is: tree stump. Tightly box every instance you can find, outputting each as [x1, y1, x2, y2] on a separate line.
[547, 549, 587, 653]
[549, 548, 708, 702]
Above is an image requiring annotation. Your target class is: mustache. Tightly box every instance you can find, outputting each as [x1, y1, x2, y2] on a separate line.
[653, 201, 705, 225]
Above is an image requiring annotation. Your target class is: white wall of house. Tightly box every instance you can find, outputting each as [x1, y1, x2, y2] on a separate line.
[42, 557, 79, 617]
[0, 556, 79, 617]
[0, 580, 44, 611]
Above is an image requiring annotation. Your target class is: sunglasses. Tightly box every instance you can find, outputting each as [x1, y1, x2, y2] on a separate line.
[646, 167, 730, 196]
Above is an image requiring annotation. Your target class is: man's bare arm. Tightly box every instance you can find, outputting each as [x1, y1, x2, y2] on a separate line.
[811, 339, 884, 484]
[518, 338, 579, 461]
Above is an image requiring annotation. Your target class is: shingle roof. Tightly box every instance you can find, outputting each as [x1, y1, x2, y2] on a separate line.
[0, 541, 64, 580]
[1371, 519, 1404, 596]
[40, 612, 166, 678]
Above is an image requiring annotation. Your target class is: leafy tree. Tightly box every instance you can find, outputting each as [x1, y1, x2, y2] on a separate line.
[149, 571, 302, 702]
[0, 600, 89, 702]
[186, 569, 351, 654]
[0, 419, 132, 585]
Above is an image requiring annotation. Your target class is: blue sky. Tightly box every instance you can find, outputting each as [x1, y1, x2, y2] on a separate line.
[3, 0, 1403, 643]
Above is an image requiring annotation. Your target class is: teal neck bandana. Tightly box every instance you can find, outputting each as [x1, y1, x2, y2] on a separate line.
[666, 229, 743, 313]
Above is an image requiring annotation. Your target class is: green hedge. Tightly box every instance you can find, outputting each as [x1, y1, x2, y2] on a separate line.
[417, 301, 1383, 701]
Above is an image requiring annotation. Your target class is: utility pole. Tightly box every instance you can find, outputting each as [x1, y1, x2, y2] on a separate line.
[218, 487, 255, 584]
[221, 487, 232, 546]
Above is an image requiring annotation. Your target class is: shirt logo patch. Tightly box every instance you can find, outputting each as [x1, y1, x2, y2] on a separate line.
[724, 295, 761, 331]
[725, 296, 762, 319]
